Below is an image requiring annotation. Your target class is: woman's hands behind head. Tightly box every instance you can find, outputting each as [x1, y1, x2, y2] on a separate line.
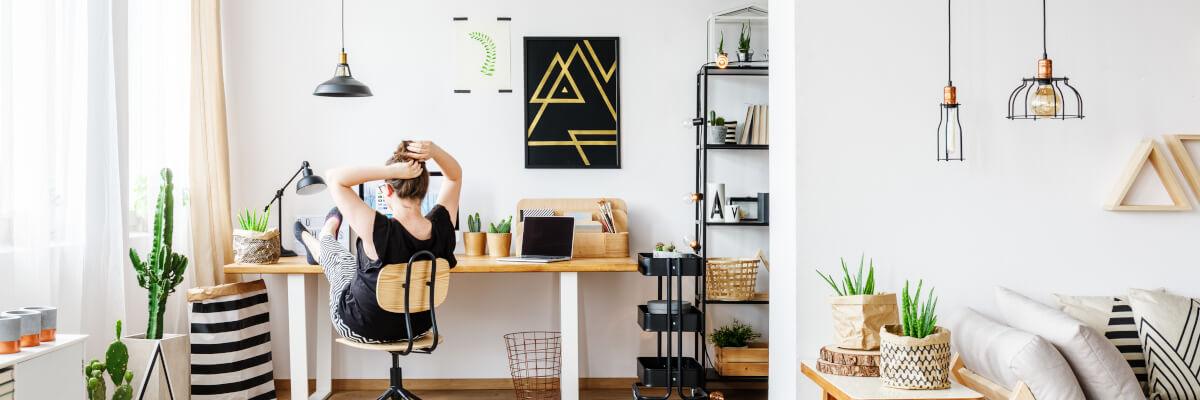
[404, 140, 436, 161]
[388, 160, 424, 180]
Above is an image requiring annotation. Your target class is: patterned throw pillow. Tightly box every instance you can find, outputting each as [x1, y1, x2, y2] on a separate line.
[1127, 288, 1200, 400]
[1056, 294, 1150, 394]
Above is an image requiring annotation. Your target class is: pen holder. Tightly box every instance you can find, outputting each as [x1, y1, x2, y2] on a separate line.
[22, 306, 56, 342]
[3, 310, 41, 347]
[0, 316, 19, 354]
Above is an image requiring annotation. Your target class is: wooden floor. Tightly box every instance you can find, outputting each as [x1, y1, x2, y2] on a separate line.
[280, 388, 768, 400]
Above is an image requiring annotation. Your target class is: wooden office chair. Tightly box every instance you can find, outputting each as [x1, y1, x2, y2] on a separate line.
[335, 251, 451, 400]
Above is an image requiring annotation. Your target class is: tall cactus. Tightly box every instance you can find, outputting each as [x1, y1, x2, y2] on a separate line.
[129, 168, 189, 340]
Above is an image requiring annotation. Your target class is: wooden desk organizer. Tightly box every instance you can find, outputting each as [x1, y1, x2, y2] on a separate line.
[514, 198, 629, 258]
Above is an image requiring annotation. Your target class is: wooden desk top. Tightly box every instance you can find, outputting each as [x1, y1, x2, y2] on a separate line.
[224, 255, 638, 274]
[801, 361, 983, 400]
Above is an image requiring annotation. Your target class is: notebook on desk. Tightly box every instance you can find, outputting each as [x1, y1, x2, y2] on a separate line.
[497, 216, 575, 263]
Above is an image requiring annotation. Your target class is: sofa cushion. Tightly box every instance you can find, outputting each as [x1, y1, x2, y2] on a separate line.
[1055, 293, 1150, 394]
[998, 287, 1145, 400]
[1127, 288, 1200, 400]
[947, 307, 1085, 400]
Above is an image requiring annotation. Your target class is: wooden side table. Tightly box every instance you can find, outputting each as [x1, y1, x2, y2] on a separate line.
[801, 361, 982, 400]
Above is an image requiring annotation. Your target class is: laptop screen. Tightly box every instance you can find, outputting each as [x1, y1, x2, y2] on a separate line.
[520, 216, 576, 257]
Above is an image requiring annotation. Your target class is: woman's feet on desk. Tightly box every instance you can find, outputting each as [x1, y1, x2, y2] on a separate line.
[294, 207, 343, 265]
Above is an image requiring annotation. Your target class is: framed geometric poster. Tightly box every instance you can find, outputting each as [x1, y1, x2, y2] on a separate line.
[523, 37, 620, 168]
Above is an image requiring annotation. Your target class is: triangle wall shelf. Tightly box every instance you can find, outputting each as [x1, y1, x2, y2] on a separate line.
[1105, 138, 1192, 211]
[1165, 134, 1200, 201]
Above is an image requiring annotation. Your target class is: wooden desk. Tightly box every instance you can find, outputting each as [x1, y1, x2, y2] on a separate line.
[226, 255, 637, 400]
[801, 361, 983, 400]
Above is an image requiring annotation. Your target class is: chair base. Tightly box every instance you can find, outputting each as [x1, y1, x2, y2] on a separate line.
[373, 352, 422, 400]
[374, 387, 422, 400]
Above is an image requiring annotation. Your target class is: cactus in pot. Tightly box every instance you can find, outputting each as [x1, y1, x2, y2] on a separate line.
[84, 320, 135, 400]
[463, 212, 486, 256]
[128, 168, 189, 340]
[486, 216, 514, 257]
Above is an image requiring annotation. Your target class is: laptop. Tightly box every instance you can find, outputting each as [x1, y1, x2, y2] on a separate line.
[496, 216, 575, 263]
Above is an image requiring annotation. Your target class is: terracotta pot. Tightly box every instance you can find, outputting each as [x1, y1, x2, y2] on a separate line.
[463, 232, 486, 256]
[486, 233, 511, 258]
[879, 325, 952, 390]
[829, 293, 900, 350]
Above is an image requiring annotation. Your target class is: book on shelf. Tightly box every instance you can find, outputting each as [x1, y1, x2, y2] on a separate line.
[736, 105, 770, 145]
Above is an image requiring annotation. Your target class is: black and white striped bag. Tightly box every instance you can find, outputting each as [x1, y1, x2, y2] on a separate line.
[187, 280, 277, 400]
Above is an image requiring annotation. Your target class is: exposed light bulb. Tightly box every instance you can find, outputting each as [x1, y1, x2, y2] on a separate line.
[1029, 83, 1062, 118]
[944, 107, 960, 159]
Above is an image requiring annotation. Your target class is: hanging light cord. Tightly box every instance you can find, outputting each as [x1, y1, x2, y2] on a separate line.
[947, 0, 952, 86]
[1041, 0, 1048, 59]
[340, 0, 345, 53]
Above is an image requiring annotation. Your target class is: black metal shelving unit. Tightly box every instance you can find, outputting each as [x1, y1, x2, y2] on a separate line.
[633, 254, 709, 400]
[693, 63, 770, 386]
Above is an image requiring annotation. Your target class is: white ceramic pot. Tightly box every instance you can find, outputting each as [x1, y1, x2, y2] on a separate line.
[125, 333, 191, 400]
[707, 126, 728, 145]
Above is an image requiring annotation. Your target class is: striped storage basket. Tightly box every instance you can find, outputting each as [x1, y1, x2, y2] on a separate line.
[187, 280, 277, 400]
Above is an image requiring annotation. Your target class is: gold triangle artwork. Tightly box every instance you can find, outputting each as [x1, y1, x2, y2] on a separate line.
[1165, 134, 1200, 201]
[1105, 138, 1192, 211]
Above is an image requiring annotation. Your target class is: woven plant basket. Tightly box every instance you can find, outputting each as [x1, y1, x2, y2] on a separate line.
[232, 229, 280, 264]
[705, 257, 759, 301]
[878, 324, 952, 390]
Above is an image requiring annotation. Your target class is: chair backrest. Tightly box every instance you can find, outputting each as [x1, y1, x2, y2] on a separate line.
[376, 257, 451, 313]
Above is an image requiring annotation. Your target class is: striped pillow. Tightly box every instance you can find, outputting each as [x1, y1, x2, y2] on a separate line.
[1055, 294, 1148, 395]
[187, 280, 277, 400]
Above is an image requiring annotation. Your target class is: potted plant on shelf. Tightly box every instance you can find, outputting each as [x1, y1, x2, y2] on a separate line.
[879, 280, 951, 390]
[125, 168, 190, 400]
[463, 212, 486, 256]
[815, 255, 899, 350]
[232, 205, 279, 264]
[83, 320, 134, 400]
[737, 23, 753, 62]
[708, 110, 727, 145]
[715, 31, 729, 68]
[710, 320, 768, 376]
[486, 216, 513, 258]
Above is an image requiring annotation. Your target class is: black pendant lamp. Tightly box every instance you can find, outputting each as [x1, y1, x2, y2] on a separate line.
[1006, 0, 1083, 119]
[313, 0, 372, 97]
[937, 0, 964, 161]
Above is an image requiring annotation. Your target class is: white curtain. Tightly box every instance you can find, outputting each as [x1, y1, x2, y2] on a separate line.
[0, 0, 127, 358]
[0, 0, 192, 358]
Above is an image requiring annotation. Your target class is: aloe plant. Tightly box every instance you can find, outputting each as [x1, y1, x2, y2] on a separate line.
[900, 280, 938, 339]
[717, 31, 725, 54]
[815, 254, 876, 296]
[84, 320, 134, 400]
[738, 23, 751, 52]
[488, 216, 512, 234]
[466, 212, 482, 233]
[129, 168, 189, 340]
[236, 205, 271, 232]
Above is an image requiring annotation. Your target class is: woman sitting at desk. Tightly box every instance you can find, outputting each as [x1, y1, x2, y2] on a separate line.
[295, 140, 462, 343]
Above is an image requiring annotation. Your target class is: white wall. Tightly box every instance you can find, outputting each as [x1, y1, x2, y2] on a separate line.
[791, 0, 1200, 396]
[221, 0, 770, 379]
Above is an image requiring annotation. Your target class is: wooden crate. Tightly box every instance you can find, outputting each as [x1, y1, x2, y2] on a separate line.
[715, 342, 768, 376]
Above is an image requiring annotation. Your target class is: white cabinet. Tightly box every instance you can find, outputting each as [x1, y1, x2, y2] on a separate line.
[0, 334, 87, 400]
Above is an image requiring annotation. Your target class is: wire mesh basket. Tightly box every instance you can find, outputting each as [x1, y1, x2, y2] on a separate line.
[706, 257, 760, 301]
[505, 331, 562, 400]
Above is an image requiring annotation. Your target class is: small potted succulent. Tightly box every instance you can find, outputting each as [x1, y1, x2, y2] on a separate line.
[652, 242, 682, 258]
[737, 23, 753, 62]
[815, 255, 899, 350]
[486, 216, 513, 258]
[708, 110, 727, 145]
[879, 280, 950, 389]
[233, 204, 279, 264]
[463, 212, 485, 256]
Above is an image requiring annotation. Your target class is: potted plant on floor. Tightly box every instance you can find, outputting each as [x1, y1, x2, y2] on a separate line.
[125, 168, 190, 400]
[487, 216, 513, 258]
[232, 205, 279, 264]
[879, 280, 951, 390]
[464, 212, 486, 256]
[710, 320, 767, 376]
[708, 111, 727, 145]
[83, 320, 134, 400]
[816, 255, 899, 350]
[737, 23, 753, 62]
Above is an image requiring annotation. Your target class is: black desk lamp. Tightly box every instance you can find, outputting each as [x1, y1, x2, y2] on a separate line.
[266, 161, 327, 257]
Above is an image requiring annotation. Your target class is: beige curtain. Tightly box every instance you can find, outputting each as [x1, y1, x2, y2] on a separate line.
[189, 0, 237, 287]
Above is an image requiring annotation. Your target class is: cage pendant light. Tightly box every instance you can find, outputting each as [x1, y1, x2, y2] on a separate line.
[313, 0, 373, 97]
[1006, 0, 1082, 119]
[937, 0, 964, 161]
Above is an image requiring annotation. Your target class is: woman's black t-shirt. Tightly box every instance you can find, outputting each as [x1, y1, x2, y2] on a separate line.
[338, 205, 457, 341]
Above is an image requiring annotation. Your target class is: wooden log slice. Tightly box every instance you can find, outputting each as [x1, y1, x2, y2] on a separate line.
[819, 345, 881, 367]
[816, 359, 880, 377]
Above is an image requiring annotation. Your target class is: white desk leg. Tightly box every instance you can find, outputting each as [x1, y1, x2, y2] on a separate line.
[560, 271, 580, 400]
[312, 277, 332, 400]
[287, 274, 310, 400]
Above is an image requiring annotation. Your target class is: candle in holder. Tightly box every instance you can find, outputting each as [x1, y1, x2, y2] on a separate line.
[2, 310, 41, 348]
[0, 315, 19, 354]
[22, 306, 57, 342]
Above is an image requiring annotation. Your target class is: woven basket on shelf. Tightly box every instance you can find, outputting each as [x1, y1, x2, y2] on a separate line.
[705, 257, 760, 301]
